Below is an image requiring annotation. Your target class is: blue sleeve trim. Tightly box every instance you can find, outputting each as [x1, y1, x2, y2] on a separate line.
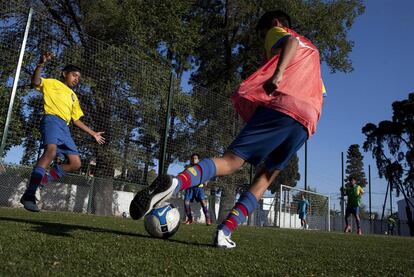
[271, 35, 291, 51]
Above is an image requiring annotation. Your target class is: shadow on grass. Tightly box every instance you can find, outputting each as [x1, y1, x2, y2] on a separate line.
[0, 216, 213, 247]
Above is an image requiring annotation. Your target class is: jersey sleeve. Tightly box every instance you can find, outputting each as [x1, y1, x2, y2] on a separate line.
[264, 27, 291, 60]
[71, 93, 84, 121]
[34, 77, 46, 91]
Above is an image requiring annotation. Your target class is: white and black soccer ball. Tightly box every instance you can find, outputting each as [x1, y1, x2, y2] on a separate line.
[144, 202, 180, 239]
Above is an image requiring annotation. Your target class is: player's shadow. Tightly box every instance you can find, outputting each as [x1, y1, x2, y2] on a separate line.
[0, 216, 212, 247]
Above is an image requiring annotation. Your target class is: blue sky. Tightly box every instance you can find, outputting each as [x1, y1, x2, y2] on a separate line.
[4, 0, 413, 215]
[299, 0, 414, 214]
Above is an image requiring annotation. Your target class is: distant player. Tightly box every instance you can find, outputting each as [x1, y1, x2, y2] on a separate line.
[343, 177, 364, 235]
[183, 153, 212, 225]
[20, 52, 105, 212]
[297, 194, 309, 229]
[130, 10, 325, 248]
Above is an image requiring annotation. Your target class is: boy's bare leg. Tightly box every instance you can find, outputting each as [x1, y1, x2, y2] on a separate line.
[212, 151, 245, 176]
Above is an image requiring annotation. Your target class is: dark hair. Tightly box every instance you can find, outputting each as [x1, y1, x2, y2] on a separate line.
[191, 153, 200, 159]
[256, 10, 292, 33]
[62, 64, 81, 73]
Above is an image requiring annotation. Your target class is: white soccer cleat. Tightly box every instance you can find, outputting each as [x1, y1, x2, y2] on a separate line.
[213, 229, 236, 249]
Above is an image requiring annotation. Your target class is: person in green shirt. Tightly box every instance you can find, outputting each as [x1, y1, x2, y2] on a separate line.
[344, 177, 364, 235]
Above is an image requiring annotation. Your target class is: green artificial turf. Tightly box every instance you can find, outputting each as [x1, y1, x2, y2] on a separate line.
[0, 208, 412, 276]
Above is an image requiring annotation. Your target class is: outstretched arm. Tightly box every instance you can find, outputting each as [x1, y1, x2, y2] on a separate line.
[32, 52, 54, 87]
[263, 36, 299, 94]
[73, 119, 105, 145]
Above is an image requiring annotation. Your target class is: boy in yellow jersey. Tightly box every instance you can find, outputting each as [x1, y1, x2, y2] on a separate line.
[20, 52, 105, 212]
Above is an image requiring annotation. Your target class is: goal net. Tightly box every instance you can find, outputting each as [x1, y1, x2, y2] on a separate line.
[276, 185, 330, 231]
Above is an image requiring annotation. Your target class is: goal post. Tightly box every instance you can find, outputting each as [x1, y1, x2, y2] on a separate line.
[278, 185, 330, 231]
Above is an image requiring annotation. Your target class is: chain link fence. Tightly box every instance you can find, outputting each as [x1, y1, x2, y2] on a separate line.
[0, 2, 249, 221]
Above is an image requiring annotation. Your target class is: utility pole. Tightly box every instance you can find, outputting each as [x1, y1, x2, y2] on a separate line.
[304, 141, 308, 191]
[368, 165, 372, 232]
[341, 152, 345, 228]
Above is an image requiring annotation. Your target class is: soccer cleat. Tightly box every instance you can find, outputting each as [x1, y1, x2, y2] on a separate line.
[206, 218, 212, 226]
[20, 192, 40, 212]
[357, 228, 362, 235]
[184, 219, 193, 225]
[213, 229, 236, 249]
[129, 175, 178, 220]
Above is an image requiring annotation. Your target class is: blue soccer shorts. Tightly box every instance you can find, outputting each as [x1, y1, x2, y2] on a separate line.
[228, 106, 308, 171]
[184, 187, 207, 203]
[40, 114, 79, 156]
[345, 206, 360, 217]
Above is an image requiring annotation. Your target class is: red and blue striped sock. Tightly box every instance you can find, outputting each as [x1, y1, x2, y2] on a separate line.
[219, 191, 257, 235]
[47, 164, 65, 183]
[175, 159, 216, 192]
[26, 166, 46, 195]
[184, 201, 192, 220]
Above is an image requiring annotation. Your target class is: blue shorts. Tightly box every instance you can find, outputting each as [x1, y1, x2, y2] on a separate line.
[299, 212, 307, 220]
[345, 206, 360, 217]
[184, 187, 206, 202]
[40, 115, 79, 156]
[228, 106, 308, 171]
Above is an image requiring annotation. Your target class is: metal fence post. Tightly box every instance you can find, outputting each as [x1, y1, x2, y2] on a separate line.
[158, 72, 174, 175]
[0, 8, 33, 159]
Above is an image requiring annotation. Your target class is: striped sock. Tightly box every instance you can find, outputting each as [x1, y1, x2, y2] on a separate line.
[200, 201, 210, 221]
[184, 201, 192, 220]
[175, 159, 216, 192]
[47, 164, 65, 183]
[26, 166, 46, 195]
[219, 191, 257, 235]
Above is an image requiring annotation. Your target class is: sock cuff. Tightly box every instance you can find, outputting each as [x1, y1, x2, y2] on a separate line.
[33, 166, 46, 175]
[239, 191, 257, 213]
[52, 164, 65, 177]
[198, 158, 216, 183]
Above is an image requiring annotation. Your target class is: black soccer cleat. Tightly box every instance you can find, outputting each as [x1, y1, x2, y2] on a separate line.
[129, 175, 178, 220]
[20, 191, 40, 212]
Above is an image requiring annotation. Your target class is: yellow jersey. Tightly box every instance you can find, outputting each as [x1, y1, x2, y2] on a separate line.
[36, 78, 84, 124]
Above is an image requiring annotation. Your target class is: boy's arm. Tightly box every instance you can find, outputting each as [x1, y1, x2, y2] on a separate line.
[73, 119, 105, 145]
[32, 52, 54, 87]
[263, 36, 299, 94]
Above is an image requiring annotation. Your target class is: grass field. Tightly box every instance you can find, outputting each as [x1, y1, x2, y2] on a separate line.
[0, 208, 412, 276]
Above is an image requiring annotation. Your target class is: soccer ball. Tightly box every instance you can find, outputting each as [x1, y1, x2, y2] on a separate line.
[144, 202, 180, 239]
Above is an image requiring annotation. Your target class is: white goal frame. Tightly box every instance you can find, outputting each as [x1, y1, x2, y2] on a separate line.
[278, 185, 330, 231]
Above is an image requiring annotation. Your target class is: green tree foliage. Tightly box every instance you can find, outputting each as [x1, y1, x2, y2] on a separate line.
[269, 155, 300, 194]
[362, 92, 414, 236]
[345, 144, 367, 187]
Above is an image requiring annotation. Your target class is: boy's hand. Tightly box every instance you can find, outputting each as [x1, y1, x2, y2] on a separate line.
[93, 132, 106, 144]
[38, 52, 54, 65]
[263, 70, 284, 95]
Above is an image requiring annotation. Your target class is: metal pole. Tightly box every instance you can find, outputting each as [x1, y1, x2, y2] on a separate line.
[389, 181, 393, 215]
[158, 72, 174, 175]
[328, 196, 331, 231]
[0, 8, 33, 159]
[248, 164, 254, 226]
[341, 152, 345, 229]
[369, 165, 372, 231]
[279, 185, 283, 227]
[304, 141, 308, 191]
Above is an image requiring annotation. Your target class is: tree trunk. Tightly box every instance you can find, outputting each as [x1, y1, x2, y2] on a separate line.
[217, 185, 236, 223]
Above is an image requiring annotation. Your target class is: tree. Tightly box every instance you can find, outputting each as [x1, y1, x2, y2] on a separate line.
[269, 155, 300, 194]
[345, 144, 367, 187]
[362, 92, 414, 236]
